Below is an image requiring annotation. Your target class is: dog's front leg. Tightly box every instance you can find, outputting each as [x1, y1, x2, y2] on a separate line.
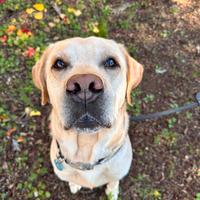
[105, 181, 119, 200]
[69, 182, 82, 194]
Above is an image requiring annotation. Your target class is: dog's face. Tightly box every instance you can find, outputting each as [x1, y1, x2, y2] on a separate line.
[32, 37, 143, 133]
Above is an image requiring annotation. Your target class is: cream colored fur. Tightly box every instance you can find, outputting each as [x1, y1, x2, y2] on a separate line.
[32, 37, 143, 199]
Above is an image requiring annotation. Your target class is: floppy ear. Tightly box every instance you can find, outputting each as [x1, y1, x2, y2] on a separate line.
[32, 45, 53, 105]
[120, 46, 144, 105]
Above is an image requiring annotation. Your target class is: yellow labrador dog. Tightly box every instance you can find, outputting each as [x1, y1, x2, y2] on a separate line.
[32, 37, 143, 199]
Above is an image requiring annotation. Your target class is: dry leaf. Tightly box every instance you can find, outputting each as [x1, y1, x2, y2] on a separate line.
[74, 10, 81, 16]
[26, 8, 35, 14]
[6, 128, 16, 137]
[0, 114, 8, 121]
[17, 136, 25, 143]
[7, 25, 16, 34]
[34, 12, 43, 20]
[25, 107, 31, 115]
[30, 110, 41, 117]
[67, 7, 82, 16]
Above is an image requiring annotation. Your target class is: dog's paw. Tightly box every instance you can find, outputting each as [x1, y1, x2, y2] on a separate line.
[69, 182, 82, 194]
[105, 181, 119, 200]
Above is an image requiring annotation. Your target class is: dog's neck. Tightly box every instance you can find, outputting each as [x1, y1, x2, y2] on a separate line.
[50, 105, 129, 163]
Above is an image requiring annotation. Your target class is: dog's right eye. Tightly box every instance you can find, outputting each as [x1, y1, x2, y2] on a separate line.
[104, 57, 119, 69]
[53, 59, 67, 70]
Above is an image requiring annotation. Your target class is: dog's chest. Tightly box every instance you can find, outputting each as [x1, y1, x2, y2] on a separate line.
[50, 137, 132, 188]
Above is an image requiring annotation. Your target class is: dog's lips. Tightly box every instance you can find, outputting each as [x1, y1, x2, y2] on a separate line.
[74, 113, 101, 130]
[64, 113, 112, 132]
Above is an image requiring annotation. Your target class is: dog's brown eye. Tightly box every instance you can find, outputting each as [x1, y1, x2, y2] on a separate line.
[104, 58, 119, 69]
[53, 59, 67, 70]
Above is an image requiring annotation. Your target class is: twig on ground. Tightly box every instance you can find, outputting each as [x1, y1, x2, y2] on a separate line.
[52, 3, 65, 19]
[111, 2, 132, 15]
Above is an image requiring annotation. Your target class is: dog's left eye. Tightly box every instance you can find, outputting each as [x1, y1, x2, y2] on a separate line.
[53, 59, 67, 70]
[104, 58, 119, 69]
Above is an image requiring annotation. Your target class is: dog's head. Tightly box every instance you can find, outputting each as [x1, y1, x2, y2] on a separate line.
[32, 37, 143, 133]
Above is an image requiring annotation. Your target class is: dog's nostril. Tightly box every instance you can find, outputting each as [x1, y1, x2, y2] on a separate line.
[74, 83, 81, 93]
[89, 82, 103, 93]
[67, 83, 81, 94]
[89, 82, 95, 91]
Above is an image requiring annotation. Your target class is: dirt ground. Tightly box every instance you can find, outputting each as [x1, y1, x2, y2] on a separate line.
[0, 0, 200, 200]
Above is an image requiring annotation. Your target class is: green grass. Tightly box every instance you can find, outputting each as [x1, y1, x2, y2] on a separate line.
[127, 88, 142, 115]
[14, 150, 50, 199]
[195, 193, 200, 200]
[130, 175, 162, 200]
[160, 30, 171, 38]
[154, 128, 178, 146]
[167, 117, 177, 129]
[143, 94, 155, 103]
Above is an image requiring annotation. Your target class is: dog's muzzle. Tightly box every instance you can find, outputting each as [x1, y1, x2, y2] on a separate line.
[64, 74, 106, 132]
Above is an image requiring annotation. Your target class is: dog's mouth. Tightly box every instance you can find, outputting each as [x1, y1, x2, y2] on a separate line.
[64, 113, 111, 133]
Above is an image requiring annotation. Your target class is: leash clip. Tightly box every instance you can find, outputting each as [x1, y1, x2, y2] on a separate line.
[195, 92, 200, 106]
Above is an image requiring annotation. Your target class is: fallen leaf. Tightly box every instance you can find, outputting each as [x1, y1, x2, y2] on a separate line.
[21, 28, 32, 36]
[33, 3, 45, 11]
[17, 29, 23, 36]
[63, 16, 70, 24]
[53, 17, 60, 23]
[153, 190, 161, 198]
[67, 7, 76, 13]
[0, 35, 7, 44]
[15, 4, 19, 10]
[30, 110, 41, 117]
[92, 25, 99, 33]
[0, 114, 8, 121]
[7, 25, 16, 34]
[24, 47, 36, 58]
[17, 136, 25, 143]
[25, 107, 32, 115]
[6, 128, 16, 137]
[34, 12, 43, 20]
[48, 22, 56, 27]
[59, 13, 66, 19]
[26, 8, 35, 14]
[11, 18, 16, 23]
[16, 29, 32, 40]
[74, 10, 81, 16]
[67, 7, 81, 16]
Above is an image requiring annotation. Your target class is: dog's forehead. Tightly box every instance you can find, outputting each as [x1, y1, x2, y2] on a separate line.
[53, 37, 123, 63]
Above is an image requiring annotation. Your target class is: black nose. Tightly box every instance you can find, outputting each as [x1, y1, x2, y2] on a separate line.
[66, 74, 104, 103]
